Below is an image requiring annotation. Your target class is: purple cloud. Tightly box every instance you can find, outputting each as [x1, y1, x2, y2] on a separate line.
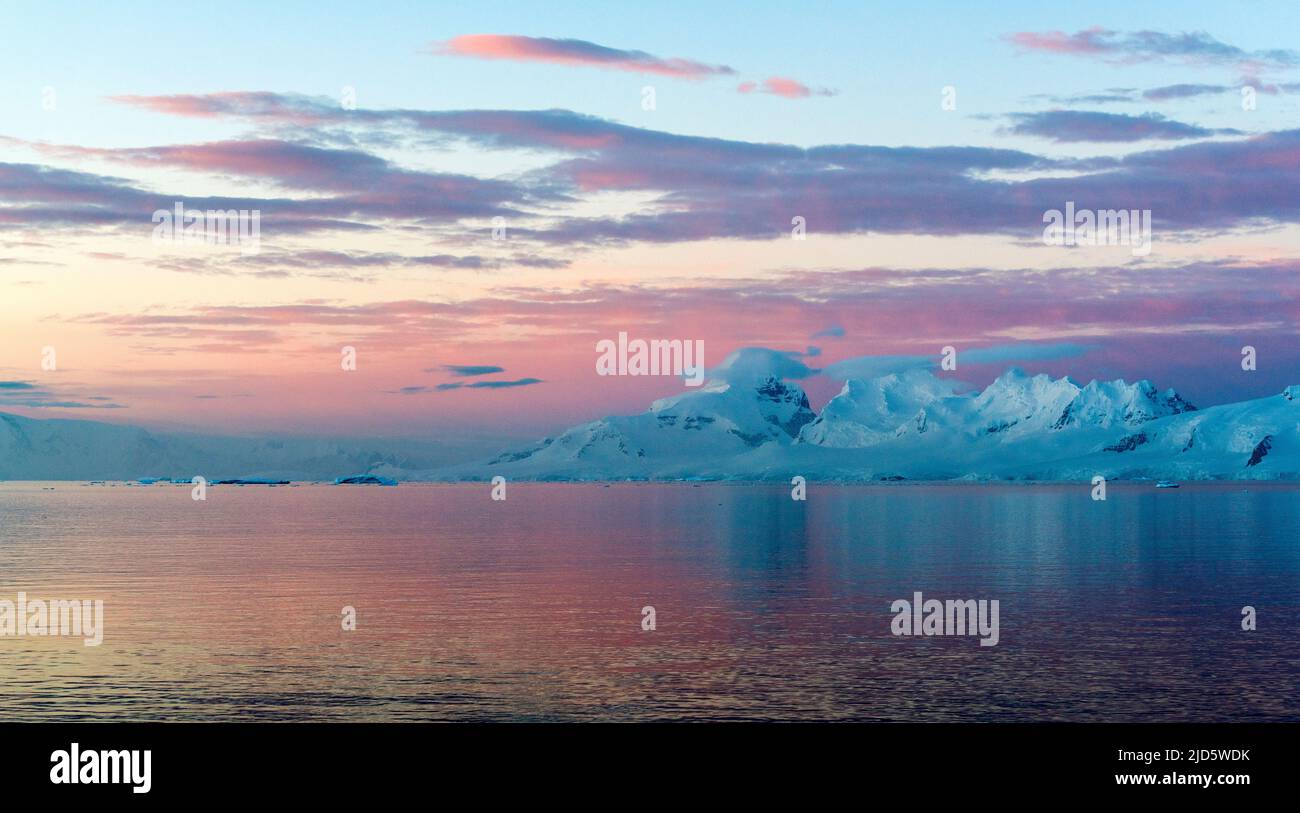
[436, 378, 543, 391]
[1142, 83, 1232, 101]
[1007, 28, 1300, 70]
[1005, 110, 1240, 142]
[8, 93, 1297, 248]
[440, 365, 506, 377]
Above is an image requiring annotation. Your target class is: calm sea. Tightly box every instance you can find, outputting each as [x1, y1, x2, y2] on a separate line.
[0, 482, 1296, 721]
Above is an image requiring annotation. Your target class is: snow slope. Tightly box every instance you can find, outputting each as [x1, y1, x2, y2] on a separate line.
[443, 376, 815, 480]
[0, 412, 451, 481]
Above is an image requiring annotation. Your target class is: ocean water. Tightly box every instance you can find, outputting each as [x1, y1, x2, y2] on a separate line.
[0, 481, 1296, 722]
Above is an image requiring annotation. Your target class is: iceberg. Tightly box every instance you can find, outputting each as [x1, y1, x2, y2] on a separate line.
[333, 474, 398, 486]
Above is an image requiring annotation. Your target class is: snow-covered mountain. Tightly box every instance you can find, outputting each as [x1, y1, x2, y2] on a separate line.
[3, 368, 1296, 482]
[799, 368, 959, 447]
[425, 368, 1298, 481]
[804, 368, 1197, 446]
[453, 376, 816, 478]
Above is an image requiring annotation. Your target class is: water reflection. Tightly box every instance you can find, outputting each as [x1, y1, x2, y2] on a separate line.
[0, 482, 1296, 721]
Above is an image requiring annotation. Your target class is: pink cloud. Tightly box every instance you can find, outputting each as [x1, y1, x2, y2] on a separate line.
[435, 34, 735, 79]
[1007, 27, 1114, 56]
[761, 77, 813, 98]
[108, 91, 329, 124]
[737, 76, 836, 99]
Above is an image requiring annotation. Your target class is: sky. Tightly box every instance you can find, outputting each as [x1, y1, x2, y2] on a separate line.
[2, 1, 1300, 451]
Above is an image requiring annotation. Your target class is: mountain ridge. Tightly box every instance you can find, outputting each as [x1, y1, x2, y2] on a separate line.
[2, 367, 1296, 481]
